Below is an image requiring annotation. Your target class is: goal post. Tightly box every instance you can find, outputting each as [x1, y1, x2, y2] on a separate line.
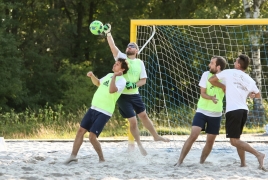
[129, 19, 268, 143]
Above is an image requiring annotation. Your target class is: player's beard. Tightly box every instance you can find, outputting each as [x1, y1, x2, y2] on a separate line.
[126, 50, 136, 56]
[209, 68, 217, 74]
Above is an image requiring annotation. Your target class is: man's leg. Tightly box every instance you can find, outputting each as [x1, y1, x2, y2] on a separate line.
[89, 132, 105, 162]
[64, 127, 87, 164]
[137, 111, 170, 142]
[230, 138, 265, 168]
[236, 147, 246, 167]
[200, 134, 217, 163]
[175, 126, 202, 166]
[128, 116, 147, 156]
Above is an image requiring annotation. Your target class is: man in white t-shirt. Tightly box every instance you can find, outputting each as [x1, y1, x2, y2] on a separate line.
[103, 24, 169, 155]
[209, 54, 265, 169]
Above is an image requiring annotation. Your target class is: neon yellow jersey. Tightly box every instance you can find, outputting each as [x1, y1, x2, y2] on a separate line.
[197, 73, 224, 112]
[122, 58, 142, 94]
[91, 73, 125, 114]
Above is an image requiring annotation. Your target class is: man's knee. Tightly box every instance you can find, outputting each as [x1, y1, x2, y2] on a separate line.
[137, 110, 147, 120]
[230, 138, 238, 146]
[128, 117, 138, 126]
[77, 127, 87, 136]
[89, 132, 97, 142]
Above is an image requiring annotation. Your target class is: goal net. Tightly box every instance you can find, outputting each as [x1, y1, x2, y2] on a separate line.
[131, 19, 268, 145]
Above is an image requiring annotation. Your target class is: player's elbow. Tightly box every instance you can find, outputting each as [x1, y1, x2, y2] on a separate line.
[140, 78, 147, 86]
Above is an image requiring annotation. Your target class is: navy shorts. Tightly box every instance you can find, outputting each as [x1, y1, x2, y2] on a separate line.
[117, 94, 146, 118]
[225, 109, 248, 138]
[192, 112, 222, 135]
[80, 108, 110, 137]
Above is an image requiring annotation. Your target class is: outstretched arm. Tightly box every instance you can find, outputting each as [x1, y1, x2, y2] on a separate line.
[208, 75, 225, 93]
[105, 24, 120, 58]
[87, 71, 100, 86]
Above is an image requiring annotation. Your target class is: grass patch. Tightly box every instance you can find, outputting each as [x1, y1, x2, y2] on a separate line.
[0, 105, 266, 139]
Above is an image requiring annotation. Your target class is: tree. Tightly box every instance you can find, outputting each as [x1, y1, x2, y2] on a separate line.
[243, 0, 267, 125]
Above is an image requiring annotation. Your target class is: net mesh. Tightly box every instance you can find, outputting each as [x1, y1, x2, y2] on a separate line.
[136, 24, 268, 141]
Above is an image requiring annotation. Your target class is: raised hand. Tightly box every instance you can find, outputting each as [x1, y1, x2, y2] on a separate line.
[103, 23, 111, 34]
[87, 71, 93, 77]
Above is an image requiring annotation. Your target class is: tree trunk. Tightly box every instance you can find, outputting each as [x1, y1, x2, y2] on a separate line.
[243, 0, 266, 126]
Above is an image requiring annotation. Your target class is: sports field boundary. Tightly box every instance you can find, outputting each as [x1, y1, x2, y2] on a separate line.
[3, 134, 268, 143]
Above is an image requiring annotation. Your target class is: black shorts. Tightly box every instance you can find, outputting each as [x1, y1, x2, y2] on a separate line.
[117, 94, 146, 118]
[225, 109, 248, 138]
[80, 108, 110, 137]
[192, 112, 222, 135]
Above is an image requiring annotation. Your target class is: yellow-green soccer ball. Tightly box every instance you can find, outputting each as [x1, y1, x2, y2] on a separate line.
[89, 20, 104, 35]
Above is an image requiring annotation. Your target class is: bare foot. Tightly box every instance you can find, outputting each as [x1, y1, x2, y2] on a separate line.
[127, 143, 135, 152]
[259, 166, 268, 172]
[154, 135, 170, 142]
[174, 162, 182, 167]
[138, 145, 147, 156]
[257, 152, 265, 168]
[63, 155, 78, 165]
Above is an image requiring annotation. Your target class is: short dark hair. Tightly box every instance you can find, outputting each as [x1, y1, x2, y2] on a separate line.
[212, 56, 226, 71]
[238, 54, 250, 70]
[117, 58, 129, 74]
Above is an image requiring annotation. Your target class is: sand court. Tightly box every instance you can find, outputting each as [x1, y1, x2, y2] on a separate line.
[0, 135, 268, 180]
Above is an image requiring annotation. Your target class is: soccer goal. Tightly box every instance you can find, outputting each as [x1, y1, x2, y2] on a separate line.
[130, 19, 268, 143]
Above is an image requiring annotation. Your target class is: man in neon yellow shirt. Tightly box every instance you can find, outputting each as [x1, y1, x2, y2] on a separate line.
[175, 56, 226, 166]
[104, 24, 169, 156]
[64, 58, 129, 164]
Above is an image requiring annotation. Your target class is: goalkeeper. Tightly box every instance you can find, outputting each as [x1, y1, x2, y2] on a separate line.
[175, 56, 226, 166]
[104, 24, 170, 155]
[64, 58, 129, 164]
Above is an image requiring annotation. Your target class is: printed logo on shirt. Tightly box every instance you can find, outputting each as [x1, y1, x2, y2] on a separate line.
[233, 73, 249, 92]
[103, 80, 109, 87]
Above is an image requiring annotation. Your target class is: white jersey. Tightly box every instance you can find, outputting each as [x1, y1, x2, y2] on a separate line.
[115, 51, 147, 79]
[216, 69, 259, 113]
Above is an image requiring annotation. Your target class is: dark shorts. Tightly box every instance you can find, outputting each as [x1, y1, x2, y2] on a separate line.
[80, 108, 110, 137]
[117, 94, 146, 118]
[192, 112, 222, 135]
[225, 109, 248, 138]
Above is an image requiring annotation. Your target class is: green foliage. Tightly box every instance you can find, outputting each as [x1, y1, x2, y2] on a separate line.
[1, 103, 266, 139]
[58, 60, 96, 111]
[0, 104, 128, 138]
[0, 25, 24, 111]
[0, 0, 268, 140]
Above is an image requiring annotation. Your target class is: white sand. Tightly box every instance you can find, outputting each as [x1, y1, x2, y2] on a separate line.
[0, 135, 268, 180]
